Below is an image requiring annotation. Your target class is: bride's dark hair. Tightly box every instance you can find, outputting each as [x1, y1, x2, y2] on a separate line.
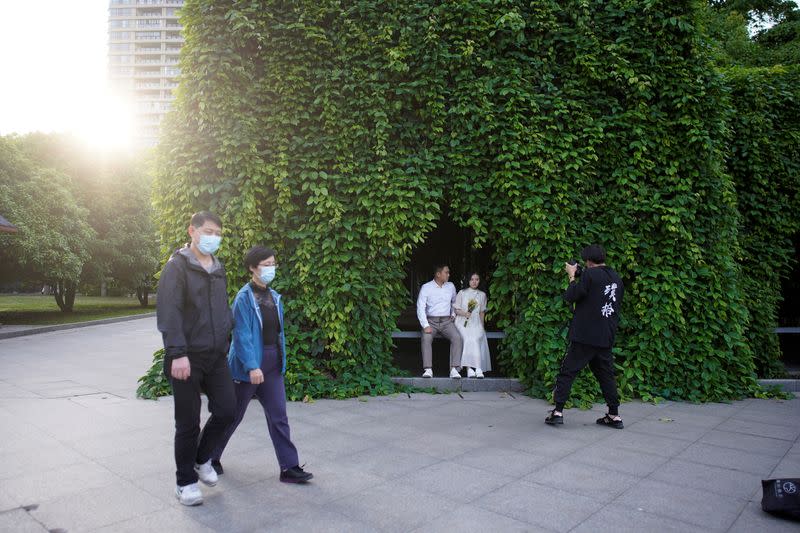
[465, 271, 482, 289]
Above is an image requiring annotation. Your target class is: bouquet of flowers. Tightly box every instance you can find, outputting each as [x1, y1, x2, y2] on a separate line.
[464, 298, 478, 327]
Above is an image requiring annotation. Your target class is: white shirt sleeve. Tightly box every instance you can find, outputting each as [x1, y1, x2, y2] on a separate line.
[416, 283, 429, 329]
[449, 283, 457, 316]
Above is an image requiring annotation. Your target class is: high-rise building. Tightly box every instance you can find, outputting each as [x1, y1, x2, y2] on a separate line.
[108, 1, 185, 147]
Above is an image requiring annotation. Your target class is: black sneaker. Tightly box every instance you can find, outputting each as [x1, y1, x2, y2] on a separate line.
[279, 465, 313, 484]
[211, 460, 224, 475]
[545, 410, 564, 426]
[596, 414, 624, 429]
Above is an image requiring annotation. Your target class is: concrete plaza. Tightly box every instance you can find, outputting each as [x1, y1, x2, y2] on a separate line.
[0, 316, 798, 532]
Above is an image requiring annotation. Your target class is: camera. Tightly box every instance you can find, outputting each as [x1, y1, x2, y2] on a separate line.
[568, 261, 583, 277]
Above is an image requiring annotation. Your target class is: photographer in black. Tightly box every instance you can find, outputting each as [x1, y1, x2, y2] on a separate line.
[545, 244, 625, 429]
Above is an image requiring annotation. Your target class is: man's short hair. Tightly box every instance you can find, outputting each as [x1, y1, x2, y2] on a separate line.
[581, 244, 606, 264]
[244, 245, 276, 271]
[190, 211, 223, 229]
[434, 263, 449, 275]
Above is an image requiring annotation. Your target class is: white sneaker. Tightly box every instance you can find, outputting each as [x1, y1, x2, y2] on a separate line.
[194, 460, 218, 486]
[450, 367, 461, 379]
[466, 368, 476, 378]
[475, 368, 484, 379]
[422, 368, 433, 378]
[175, 482, 203, 506]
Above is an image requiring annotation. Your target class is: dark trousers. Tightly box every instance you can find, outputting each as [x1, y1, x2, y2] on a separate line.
[553, 341, 620, 410]
[167, 352, 237, 487]
[213, 344, 299, 470]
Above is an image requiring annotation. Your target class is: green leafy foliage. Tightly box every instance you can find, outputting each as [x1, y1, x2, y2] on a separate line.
[722, 65, 800, 377]
[0, 137, 95, 311]
[136, 349, 172, 400]
[150, 0, 791, 403]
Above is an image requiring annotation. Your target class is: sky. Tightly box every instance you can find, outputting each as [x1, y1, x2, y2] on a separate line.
[0, 0, 133, 148]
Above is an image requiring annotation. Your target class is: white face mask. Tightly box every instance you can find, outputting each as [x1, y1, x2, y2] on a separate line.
[197, 234, 221, 255]
[259, 265, 276, 285]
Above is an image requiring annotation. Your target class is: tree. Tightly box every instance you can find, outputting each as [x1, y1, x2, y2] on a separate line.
[106, 166, 160, 306]
[704, 0, 800, 66]
[0, 159, 94, 312]
[0, 134, 158, 310]
[11, 134, 160, 304]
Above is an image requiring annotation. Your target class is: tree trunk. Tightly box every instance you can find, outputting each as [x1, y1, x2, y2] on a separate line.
[136, 286, 149, 307]
[64, 281, 76, 312]
[100, 280, 107, 297]
[53, 280, 76, 313]
[53, 281, 66, 311]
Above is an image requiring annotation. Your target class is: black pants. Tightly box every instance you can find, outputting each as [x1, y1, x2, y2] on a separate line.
[553, 341, 620, 411]
[167, 352, 236, 487]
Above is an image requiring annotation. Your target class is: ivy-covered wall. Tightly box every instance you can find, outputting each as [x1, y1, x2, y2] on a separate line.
[722, 65, 800, 378]
[153, 0, 788, 403]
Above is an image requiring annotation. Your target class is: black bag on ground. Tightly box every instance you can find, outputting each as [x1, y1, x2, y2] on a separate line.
[762, 478, 800, 520]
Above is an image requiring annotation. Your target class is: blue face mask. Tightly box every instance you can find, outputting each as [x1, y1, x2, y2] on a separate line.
[197, 234, 221, 255]
[259, 266, 276, 285]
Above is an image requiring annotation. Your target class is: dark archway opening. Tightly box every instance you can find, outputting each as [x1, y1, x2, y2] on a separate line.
[778, 232, 800, 375]
[392, 210, 502, 375]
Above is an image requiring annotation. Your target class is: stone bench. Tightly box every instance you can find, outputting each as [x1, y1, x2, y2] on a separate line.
[391, 330, 506, 339]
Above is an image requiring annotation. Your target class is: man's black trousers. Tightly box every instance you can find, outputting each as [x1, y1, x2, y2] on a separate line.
[553, 341, 620, 411]
[167, 352, 236, 487]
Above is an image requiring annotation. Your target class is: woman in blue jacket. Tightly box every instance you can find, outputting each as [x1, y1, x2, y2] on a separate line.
[211, 245, 312, 483]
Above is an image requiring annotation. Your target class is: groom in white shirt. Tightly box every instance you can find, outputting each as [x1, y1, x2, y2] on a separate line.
[416, 264, 463, 378]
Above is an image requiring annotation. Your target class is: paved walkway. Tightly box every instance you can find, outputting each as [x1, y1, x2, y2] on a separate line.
[0, 317, 798, 532]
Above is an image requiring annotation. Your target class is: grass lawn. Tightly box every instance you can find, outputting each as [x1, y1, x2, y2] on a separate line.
[0, 294, 155, 326]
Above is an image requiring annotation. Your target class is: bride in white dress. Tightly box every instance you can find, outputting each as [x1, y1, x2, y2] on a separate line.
[454, 272, 491, 378]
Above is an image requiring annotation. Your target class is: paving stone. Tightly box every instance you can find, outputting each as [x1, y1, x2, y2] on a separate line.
[268, 460, 386, 505]
[0, 441, 88, 481]
[330, 481, 459, 533]
[337, 444, 442, 479]
[1, 318, 798, 533]
[66, 426, 172, 460]
[94, 444, 181, 481]
[648, 459, 763, 500]
[699, 429, 794, 457]
[677, 442, 782, 475]
[0, 507, 47, 532]
[771, 454, 800, 478]
[452, 445, 552, 478]
[641, 410, 727, 428]
[571, 445, 669, 477]
[186, 482, 316, 532]
[292, 426, 382, 460]
[477, 480, 603, 532]
[29, 480, 165, 532]
[410, 503, 549, 532]
[398, 460, 513, 504]
[571, 505, 708, 533]
[625, 419, 712, 441]
[90, 508, 216, 533]
[734, 409, 800, 429]
[510, 430, 597, 458]
[595, 429, 692, 457]
[395, 429, 487, 459]
[715, 418, 800, 442]
[524, 461, 640, 503]
[262, 506, 377, 533]
[2, 461, 119, 507]
[614, 478, 746, 530]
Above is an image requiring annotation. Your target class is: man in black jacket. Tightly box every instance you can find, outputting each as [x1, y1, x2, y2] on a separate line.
[546, 244, 625, 429]
[157, 211, 236, 506]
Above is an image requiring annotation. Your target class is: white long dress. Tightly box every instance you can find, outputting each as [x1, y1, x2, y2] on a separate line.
[454, 288, 491, 371]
